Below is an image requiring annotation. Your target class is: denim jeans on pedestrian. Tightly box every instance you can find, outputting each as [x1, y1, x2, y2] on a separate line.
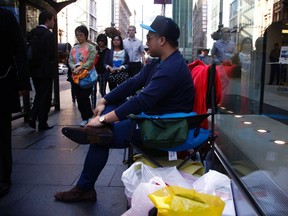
[76, 102, 141, 191]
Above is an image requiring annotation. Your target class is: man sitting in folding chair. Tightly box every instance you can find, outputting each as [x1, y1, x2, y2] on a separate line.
[55, 16, 198, 203]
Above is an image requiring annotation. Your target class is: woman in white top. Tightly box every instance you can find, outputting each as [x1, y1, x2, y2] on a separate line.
[104, 35, 130, 90]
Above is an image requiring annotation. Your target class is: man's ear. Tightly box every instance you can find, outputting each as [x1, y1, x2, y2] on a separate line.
[158, 36, 166, 46]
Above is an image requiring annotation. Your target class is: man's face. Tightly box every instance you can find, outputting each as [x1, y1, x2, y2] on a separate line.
[47, 16, 55, 29]
[221, 30, 231, 41]
[146, 32, 161, 57]
[128, 27, 136, 37]
[203, 50, 209, 56]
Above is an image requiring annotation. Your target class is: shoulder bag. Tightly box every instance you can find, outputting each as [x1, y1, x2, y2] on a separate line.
[72, 45, 98, 89]
[108, 69, 129, 84]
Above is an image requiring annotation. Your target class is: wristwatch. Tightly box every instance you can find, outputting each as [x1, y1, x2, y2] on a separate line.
[99, 115, 106, 124]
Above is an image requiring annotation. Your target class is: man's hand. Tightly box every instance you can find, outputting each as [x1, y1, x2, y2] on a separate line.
[73, 67, 83, 75]
[93, 98, 106, 116]
[86, 116, 103, 127]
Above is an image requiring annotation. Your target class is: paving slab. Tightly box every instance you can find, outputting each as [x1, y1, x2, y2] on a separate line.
[0, 89, 128, 216]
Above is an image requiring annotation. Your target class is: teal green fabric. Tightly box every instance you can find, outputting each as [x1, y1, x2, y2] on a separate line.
[137, 118, 189, 149]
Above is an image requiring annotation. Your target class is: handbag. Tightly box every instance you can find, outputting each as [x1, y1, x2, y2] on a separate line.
[72, 45, 98, 89]
[108, 70, 129, 84]
[78, 67, 97, 89]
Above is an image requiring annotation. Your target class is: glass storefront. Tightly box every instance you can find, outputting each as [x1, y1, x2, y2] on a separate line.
[189, 0, 288, 215]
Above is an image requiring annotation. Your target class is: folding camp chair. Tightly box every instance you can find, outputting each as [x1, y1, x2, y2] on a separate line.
[126, 62, 220, 170]
[127, 113, 211, 169]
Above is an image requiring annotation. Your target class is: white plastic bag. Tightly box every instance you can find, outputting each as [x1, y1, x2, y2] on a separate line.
[121, 162, 193, 199]
[121, 176, 166, 216]
[193, 170, 235, 216]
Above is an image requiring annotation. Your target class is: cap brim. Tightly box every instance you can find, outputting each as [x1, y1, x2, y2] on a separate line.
[140, 23, 156, 32]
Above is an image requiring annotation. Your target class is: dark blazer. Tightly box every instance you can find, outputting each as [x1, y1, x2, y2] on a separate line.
[29, 25, 55, 79]
[103, 48, 129, 71]
[0, 9, 31, 113]
[96, 46, 110, 74]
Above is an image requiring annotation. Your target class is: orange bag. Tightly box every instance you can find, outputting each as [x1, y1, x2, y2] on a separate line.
[72, 69, 89, 84]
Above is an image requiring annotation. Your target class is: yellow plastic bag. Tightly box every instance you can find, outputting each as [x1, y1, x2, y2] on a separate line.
[148, 186, 225, 216]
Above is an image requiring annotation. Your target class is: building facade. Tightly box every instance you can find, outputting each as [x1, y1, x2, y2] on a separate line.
[191, 0, 207, 61]
[173, 0, 193, 61]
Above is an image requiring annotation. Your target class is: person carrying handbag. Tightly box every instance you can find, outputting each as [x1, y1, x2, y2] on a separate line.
[103, 35, 130, 91]
[68, 25, 97, 127]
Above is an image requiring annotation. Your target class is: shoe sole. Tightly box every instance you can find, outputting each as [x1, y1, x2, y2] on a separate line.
[62, 127, 113, 145]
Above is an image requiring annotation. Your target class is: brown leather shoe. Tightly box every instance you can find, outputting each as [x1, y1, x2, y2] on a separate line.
[54, 186, 97, 203]
[62, 126, 113, 145]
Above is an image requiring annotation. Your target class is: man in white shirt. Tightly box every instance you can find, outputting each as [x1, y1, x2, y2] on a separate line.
[123, 25, 145, 77]
[211, 27, 237, 63]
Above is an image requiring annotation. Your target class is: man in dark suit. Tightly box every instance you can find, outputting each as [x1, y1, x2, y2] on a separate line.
[0, 8, 31, 198]
[28, 10, 56, 131]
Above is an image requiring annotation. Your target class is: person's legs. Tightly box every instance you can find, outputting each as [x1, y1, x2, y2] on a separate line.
[108, 80, 117, 91]
[98, 72, 108, 97]
[275, 64, 280, 84]
[38, 79, 53, 128]
[29, 78, 41, 124]
[71, 82, 77, 103]
[75, 85, 94, 121]
[90, 83, 97, 109]
[54, 104, 133, 202]
[77, 117, 132, 189]
[76, 145, 109, 191]
[0, 112, 12, 197]
[269, 64, 276, 84]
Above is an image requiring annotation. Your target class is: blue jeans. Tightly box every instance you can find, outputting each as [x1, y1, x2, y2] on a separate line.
[76, 103, 141, 191]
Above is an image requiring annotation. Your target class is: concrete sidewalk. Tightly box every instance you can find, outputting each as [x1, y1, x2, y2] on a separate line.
[0, 89, 128, 216]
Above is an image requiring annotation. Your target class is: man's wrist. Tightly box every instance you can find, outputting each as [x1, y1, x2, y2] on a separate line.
[98, 115, 106, 124]
[99, 98, 106, 105]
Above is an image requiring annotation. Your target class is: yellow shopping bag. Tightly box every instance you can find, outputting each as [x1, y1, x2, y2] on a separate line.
[148, 186, 225, 216]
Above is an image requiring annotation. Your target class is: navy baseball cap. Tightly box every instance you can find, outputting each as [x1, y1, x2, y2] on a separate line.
[140, 15, 180, 40]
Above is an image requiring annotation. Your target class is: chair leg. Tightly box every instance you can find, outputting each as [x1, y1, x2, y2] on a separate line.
[176, 140, 209, 169]
[130, 142, 163, 167]
[122, 147, 128, 164]
[127, 144, 135, 167]
[177, 149, 198, 169]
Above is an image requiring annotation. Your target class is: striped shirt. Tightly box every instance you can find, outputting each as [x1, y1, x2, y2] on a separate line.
[123, 37, 144, 62]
